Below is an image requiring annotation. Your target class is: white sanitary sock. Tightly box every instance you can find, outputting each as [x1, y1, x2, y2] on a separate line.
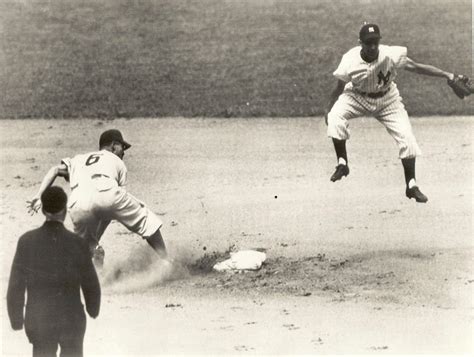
[338, 157, 347, 166]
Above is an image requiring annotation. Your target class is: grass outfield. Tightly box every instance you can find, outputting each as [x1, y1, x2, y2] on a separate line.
[1, 0, 472, 118]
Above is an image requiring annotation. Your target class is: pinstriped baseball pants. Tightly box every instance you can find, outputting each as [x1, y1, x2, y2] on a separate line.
[327, 86, 421, 159]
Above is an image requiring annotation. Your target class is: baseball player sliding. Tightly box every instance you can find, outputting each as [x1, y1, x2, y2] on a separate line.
[325, 23, 471, 203]
[27, 129, 167, 268]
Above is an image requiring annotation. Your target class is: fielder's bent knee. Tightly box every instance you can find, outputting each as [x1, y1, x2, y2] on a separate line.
[326, 113, 350, 140]
[398, 135, 421, 159]
[127, 208, 163, 238]
[142, 211, 163, 237]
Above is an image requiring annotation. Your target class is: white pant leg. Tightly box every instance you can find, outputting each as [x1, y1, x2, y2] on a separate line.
[375, 94, 421, 159]
[68, 191, 110, 245]
[106, 188, 163, 238]
[327, 92, 368, 140]
[69, 186, 164, 244]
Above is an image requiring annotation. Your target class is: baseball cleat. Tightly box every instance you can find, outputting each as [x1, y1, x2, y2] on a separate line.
[330, 164, 350, 182]
[406, 186, 428, 203]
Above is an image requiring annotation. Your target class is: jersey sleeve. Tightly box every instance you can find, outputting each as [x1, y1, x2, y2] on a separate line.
[333, 54, 350, 82]
[387, 46, 408, 69]
[117, 161, 127, 187]
[60, 157, 72, 172]
[60, 157, 72, 181]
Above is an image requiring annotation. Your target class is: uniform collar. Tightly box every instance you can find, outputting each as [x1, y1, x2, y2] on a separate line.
[43, 220, 65, 227]
[360, 50, 379, 63]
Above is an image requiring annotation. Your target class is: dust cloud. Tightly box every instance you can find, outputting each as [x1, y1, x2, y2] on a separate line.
[100, 245, 192, 293]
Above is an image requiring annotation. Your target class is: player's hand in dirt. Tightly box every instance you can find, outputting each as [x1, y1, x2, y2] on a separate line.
[26, 197, 41, 215]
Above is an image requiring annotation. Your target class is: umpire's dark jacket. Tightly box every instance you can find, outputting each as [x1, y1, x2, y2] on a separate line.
[7, 221, 101, 342]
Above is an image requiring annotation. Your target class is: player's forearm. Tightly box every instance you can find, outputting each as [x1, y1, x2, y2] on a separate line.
[34, 167, 60, 198]
[410, 64, 451, 78]
[405, 59, 453, 80]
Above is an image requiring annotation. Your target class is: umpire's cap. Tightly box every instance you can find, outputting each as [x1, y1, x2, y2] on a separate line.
[359, 23, 381, 43]
[99, 129, 131, 150]
[41, 186, 68, 214]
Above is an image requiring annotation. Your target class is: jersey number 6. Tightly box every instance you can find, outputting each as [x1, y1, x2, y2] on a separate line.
[86, 154, 101, 166]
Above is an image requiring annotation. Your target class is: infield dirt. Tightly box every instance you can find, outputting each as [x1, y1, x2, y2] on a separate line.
[1, 117, 472, 354]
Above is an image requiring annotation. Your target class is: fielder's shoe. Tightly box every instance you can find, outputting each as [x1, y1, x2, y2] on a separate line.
[330, 164, 350, 182]
[406, 186, 428, 203]
[92, 245, 105, 269]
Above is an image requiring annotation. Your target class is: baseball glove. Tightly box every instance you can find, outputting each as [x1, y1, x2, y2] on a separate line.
[447, 74, 473, 99]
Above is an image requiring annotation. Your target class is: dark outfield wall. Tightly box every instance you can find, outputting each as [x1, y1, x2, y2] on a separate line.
[1, 0, 472, 119]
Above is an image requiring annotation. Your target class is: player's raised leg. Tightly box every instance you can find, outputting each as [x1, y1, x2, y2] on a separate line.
[330, 138, 349, 181]
[376, 99, 428, 203]
[109, 189, 168, 257]
[145, 229, 167, 259]
[326, 92, 365, 181]
[401, 157, 427, 202]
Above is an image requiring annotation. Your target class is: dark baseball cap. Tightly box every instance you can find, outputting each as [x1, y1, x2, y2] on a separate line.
[41, 186, 67, 214]
[99, 129, 131, 150]
[359, 23, 381, 43]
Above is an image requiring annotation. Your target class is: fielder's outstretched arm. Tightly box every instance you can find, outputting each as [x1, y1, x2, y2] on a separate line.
[27, 164, 69, 214]
[404, 58, 454, 80]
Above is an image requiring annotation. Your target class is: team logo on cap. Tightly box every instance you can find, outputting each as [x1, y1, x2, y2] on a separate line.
[369, 27, 374, 32]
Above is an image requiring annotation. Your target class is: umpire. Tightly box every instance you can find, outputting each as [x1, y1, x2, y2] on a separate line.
[7, 186, 101, 357]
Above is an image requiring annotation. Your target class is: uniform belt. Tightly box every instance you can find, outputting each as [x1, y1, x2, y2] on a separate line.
[91, 174, 110, 179]
[70, 175, 110, 191]
[358, 89, 389, 98]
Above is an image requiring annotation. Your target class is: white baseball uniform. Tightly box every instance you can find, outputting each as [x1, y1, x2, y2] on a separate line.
[327, 44, 421, 159]
[61, 150, 162, 245]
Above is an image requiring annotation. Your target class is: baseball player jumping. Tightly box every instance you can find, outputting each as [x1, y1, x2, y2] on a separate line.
[325, 23, 464, 203]
[27, 129, 167, 267]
